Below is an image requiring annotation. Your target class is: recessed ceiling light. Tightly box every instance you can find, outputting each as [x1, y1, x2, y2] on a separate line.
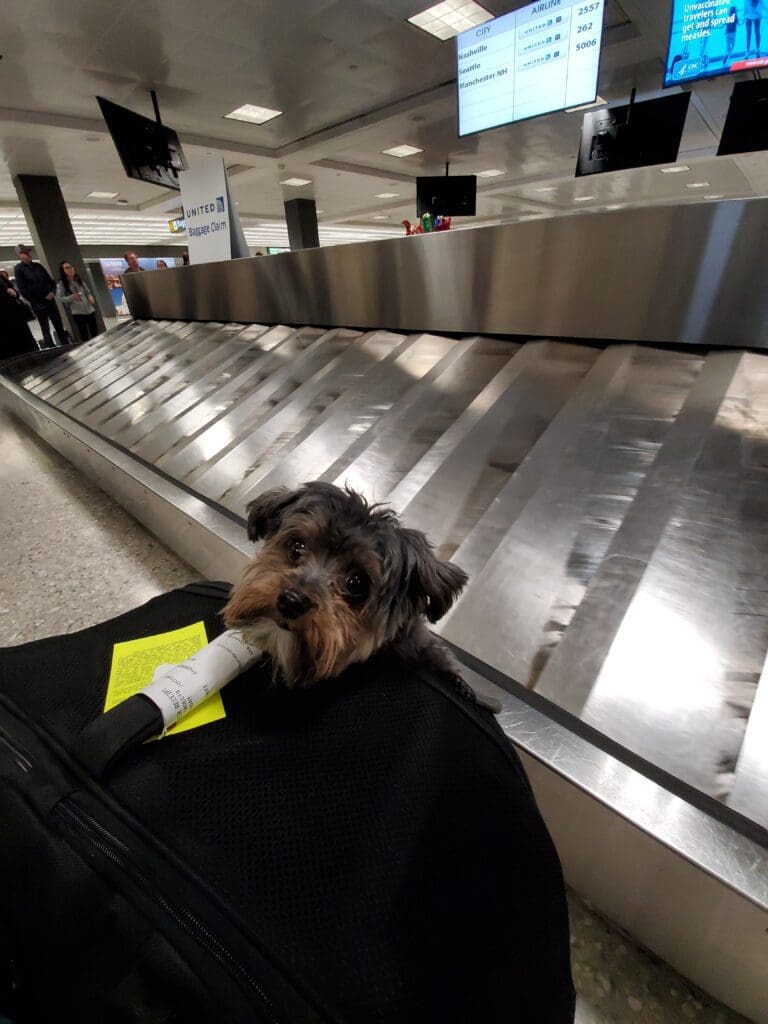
[316, 209, 325, 214]
[605, 204, 624, 210]
[225, 103, 283, 124]
[660, 165, 690, 174]
[534, 186, 557, 192]
[371, 214, 389, 220]
[281, 177, 312, 186]
[381, 144, 423, 158]
[86, 191, 119, 199]
[375, 192, 401, 198]
[704, 194, 725, 199]
[574, 195, 595, 202]
[686, 182, 710, 189]
[408, 0, 493, 40]
[477, 169, 504, 177]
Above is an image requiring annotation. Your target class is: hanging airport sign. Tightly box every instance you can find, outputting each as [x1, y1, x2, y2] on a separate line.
[168, 216, 186, 234]
[178, 158, 249, 264]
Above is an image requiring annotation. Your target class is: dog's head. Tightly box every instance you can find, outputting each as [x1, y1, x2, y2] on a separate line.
[222, 482, 467, 686]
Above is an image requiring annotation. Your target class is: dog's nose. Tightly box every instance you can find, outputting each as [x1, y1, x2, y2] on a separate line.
[277, 588, 313, 620]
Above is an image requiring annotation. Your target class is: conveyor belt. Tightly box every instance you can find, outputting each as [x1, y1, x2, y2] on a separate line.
[4, 317, 768, 1022]
[6, 319, 768, 838]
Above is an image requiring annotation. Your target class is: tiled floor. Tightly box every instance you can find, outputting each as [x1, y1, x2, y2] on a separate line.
[0, 410, 752, 1024]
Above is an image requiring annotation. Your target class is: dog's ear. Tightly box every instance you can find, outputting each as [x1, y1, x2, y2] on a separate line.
[402, 528, 468, 623]
[245, 487, 301, 541]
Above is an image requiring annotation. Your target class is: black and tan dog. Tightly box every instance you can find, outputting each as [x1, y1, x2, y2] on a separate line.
[223, 482, 468, 687]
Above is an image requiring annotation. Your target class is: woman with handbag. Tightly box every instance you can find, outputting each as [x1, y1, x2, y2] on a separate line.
[0, 270, 37, 356]
[57, 260, 99, 341]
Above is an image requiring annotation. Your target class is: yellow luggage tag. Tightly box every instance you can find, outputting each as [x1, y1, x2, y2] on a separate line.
[104, 621, 226, 737]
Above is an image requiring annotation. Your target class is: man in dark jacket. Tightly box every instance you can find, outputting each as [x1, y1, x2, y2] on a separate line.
[0, 271, 37, 357]
[13, 244, 69, 348]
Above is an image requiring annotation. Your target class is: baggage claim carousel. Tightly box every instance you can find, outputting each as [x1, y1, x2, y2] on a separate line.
[3, 202, 768, 1021]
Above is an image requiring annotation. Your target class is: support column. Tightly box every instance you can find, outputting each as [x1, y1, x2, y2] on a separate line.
[13, 174, 106, 337]
[284, 198, 319, 251]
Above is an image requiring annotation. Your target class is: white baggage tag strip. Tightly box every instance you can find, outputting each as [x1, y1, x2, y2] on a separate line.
[141, 630, 263, 730]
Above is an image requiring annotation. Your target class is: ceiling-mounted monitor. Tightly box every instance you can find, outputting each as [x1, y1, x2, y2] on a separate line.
[575, 92, 691, 176]
[664, 0, 768, 86]
[718, 78, 768, 154]
[416, 175, 477, 217]
[456, 0, 605, 137]
[97, 96, 188, 192]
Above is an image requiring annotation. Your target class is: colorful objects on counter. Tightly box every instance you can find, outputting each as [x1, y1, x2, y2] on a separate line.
[401, 216, 452, 236]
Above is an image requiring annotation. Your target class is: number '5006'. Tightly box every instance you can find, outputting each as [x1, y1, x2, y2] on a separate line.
[576, 39, 597, 49]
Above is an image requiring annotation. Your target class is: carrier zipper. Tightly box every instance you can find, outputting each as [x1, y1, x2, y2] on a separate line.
[0, 723, 32, 773]
[57, 801, 280, 1024]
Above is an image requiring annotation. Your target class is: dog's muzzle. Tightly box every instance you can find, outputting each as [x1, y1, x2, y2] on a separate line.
[277, 588, 314, 621]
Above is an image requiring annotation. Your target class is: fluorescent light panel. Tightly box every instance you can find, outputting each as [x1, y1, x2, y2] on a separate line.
[382, 144, 423, 158]
[534, 186, 557, 192]
[574, 196, 595, 202]
[408, 0, 493, 40]
[375, 192, 401, 198]
[280, 177, 312, 186]
[225, 103, 283, 124]
[86, 191, 119, 199]
[477, 169, 504, 177]
[686, 182, 710, 189]
[660, 165, 690, 174]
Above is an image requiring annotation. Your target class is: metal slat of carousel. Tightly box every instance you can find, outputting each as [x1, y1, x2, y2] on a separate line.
[2, 202, 768, 1023]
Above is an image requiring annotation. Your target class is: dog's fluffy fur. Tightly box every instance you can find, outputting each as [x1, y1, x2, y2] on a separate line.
[223, 482, 468, 687]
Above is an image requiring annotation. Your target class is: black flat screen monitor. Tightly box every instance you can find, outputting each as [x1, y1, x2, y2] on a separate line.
[97, 96, 188, 192]
[718, 78, 768, 155]
[664, 0, 768, 87]
[416, 176, 477, 217]
[576, 92, 691, 177]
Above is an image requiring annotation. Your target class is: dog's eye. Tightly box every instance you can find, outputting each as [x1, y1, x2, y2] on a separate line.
[288, 538, 306, 564]
[344, 571, 370, 603]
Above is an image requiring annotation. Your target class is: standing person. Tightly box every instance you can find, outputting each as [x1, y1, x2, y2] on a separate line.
[57, 261, 98, 342]
[0, 269, 37, 357]
[13, 244, 69, 348]
[744, 0, 766, 56]
[725, 7, 740, 60]
[122, 251, 143, 274]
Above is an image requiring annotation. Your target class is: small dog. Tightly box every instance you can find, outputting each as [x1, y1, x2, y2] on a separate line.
[223, 482, 468, 687]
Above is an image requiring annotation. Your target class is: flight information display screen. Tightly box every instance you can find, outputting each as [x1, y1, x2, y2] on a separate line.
[664, 0, 768, 86]
[456, 0, 605, 137]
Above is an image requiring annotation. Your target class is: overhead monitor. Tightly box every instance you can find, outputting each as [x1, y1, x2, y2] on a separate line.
[97, 96, 188, 192]
[575, 92, 691, 177]
[456, 0, 605, 137]
[717, 78, 768, 155]
[416, 176, 477, 217]
[664, 1, 768, 86]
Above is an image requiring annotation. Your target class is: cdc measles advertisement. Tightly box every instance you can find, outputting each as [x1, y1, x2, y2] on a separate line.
[665, 0, 768, 84]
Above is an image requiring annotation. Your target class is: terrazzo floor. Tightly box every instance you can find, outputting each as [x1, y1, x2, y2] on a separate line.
[0, 409, 752, 1024]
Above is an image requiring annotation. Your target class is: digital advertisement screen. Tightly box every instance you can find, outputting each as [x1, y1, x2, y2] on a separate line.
[665, 1, 768, 86]
[100, 258, 178, 314]
[456, 0, 605, 137]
